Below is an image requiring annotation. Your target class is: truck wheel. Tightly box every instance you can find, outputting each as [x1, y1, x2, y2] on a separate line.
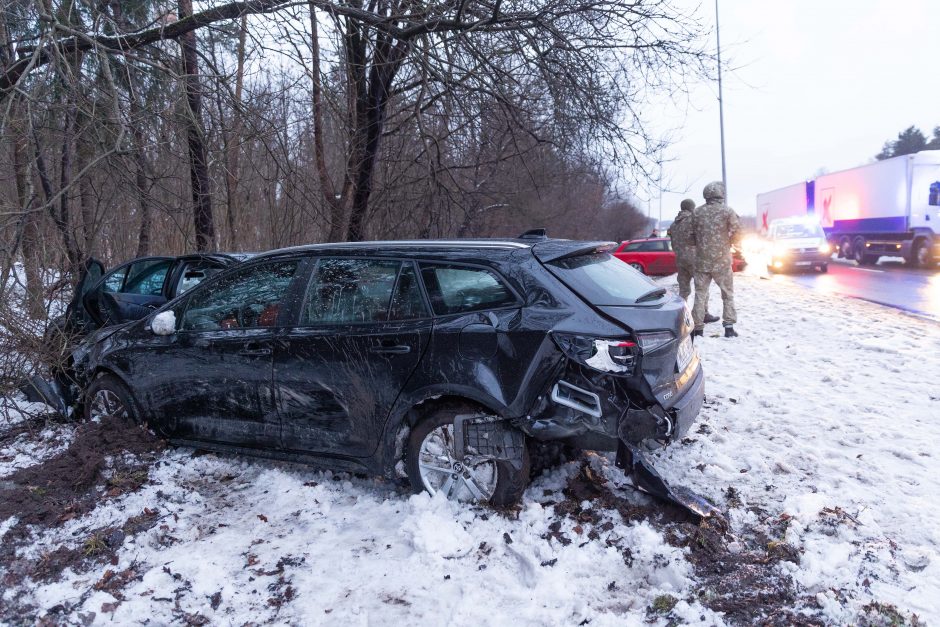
[406, 409, 530, 507]
[912, 239, 933, 268]
[852, 238, 868, 265]
[839, 237, 851, 259]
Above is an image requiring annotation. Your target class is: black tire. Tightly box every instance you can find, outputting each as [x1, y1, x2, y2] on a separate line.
[818, 264, 828, 273]
[912, 239, 933, 268]
[852, 238, 866, 265]
[839, 237, 851, 259]
[406, 409, 530, 507]
[628, 262, 645, 274]
[83, 374, 141, 425]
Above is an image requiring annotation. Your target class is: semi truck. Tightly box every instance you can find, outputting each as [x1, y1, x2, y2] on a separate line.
[756, 151, 940, 267]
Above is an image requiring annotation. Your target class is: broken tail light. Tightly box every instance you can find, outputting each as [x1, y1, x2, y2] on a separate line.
[552, 333, 639, 375]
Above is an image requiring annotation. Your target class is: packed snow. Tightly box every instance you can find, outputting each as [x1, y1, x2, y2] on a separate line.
[1, 270, 938, 625]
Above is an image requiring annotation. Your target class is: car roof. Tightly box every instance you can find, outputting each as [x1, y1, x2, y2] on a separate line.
[256, 238, 616, 263]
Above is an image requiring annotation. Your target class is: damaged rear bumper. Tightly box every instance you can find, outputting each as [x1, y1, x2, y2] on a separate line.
[522, 358, 705, 451]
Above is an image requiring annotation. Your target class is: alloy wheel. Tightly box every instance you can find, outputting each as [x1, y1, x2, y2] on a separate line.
[417, 424, 498, 502]
[89, 389, 128, 421]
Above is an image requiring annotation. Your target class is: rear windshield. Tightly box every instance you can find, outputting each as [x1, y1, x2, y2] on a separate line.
[546, 252, 661, 305]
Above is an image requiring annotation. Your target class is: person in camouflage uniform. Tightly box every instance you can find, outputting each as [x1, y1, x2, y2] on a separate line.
[692, 181, 741, 338]
[668, 199, 719, 322]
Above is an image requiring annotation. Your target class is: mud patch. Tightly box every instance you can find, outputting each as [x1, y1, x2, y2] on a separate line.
[0, 415, 164, 621]
[0, 415, 163, 529]
[550, 461, 825, 625]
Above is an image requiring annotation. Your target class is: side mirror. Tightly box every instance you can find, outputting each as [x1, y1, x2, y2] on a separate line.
[150, 310, 177, 336]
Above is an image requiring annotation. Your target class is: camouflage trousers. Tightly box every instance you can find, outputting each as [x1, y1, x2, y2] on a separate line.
[692, 265, 736, 330]
[677, 263, 709, 310]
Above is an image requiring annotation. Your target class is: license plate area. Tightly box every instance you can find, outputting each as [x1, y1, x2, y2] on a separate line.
[676, 335, 695, 373]
[795, 261, 812, 266]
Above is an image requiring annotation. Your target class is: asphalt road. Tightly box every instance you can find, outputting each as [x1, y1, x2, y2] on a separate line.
[765, 258, 940, 321]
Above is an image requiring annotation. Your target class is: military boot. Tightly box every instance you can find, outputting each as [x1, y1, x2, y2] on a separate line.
[703, 313, 720, 324]
[691, 329, 704, 340]
[723, 326, 738, 338]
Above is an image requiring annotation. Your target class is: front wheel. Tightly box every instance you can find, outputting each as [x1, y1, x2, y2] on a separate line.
[406, 409, 530, 507]
[912, 239, 934, 268]
[84, 374, 140, 424]
[818, 264, 828, 273]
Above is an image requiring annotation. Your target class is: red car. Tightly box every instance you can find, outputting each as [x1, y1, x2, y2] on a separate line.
[614, 238, 747, 275]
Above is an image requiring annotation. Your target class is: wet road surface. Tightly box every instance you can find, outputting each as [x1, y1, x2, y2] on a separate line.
[764, 258, 940, 321]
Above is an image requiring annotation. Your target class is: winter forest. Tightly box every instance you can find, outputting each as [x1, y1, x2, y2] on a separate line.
[0, 0, 711, 320]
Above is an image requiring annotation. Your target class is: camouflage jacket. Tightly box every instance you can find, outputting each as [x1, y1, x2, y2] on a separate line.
[667, 210, 696, 269]
[693, 199, 742, 272]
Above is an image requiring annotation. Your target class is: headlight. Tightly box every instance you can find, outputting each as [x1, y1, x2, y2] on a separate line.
[818, 243, 831, 254]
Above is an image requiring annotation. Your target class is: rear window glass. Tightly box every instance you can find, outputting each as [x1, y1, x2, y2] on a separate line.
[546, 252, 661, 305]
[420, 264, 517, 315]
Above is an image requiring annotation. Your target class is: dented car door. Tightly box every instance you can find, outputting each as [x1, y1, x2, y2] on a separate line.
[275, 259, 430, 458]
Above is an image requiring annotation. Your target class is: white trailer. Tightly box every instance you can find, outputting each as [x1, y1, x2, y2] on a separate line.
[756, 182, 812, 235]
[756, 151, 940, 266]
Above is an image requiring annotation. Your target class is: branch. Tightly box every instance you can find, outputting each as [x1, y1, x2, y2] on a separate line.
[1, 0, 409, 99]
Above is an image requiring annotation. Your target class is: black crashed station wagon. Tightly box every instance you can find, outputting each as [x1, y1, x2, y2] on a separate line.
[71, 234, 704, 507]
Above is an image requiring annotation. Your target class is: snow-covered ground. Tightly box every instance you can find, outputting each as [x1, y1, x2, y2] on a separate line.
[1, 271, 939, 625]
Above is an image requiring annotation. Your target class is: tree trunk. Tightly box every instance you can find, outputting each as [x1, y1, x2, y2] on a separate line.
[10, 101, 46, 320]
[345, 35, 408, 242]
[223, 14, 247, 250]
[129, 86, 152, 257]
[178, 0, 215, 252]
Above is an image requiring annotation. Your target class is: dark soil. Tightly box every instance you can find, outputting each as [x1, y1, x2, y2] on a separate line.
[0, 415, 163, 528]
[0, 415, 164, 621]
[551, 460, 826, 626]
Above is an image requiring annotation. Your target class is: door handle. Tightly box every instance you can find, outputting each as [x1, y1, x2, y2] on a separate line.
[370, 343, 411, 355]
[239, 343, 272, 357]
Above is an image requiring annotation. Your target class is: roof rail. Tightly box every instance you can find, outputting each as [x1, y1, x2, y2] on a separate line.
[518, 228, 547, 240]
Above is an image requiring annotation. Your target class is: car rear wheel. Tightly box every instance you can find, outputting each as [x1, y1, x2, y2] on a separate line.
[84, 374, 140, 424]
[406, 409, 529, 507]
[628, 262, 645, 274]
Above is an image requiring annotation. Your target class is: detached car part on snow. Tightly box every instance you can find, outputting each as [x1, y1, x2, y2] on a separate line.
[64, 234, 715, 517]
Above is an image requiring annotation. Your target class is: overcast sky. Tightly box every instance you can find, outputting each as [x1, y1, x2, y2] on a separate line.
[642, 0, 940, 222]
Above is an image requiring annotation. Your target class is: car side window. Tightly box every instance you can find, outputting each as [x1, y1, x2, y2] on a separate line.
[176, 261, 226, 296]
[623, 242, 643, 252]
[123, 260, 173, 296]
[102, 268, 128, 293]
[634, 241, 661, 252]
[304, 258, 401, 324]
[181, 260, 298, 331]
[419, 264, 516, 315]
[389, 263, 430, 320]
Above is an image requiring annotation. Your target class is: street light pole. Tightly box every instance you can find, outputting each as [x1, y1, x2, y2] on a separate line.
[715, 0, 727, 196]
